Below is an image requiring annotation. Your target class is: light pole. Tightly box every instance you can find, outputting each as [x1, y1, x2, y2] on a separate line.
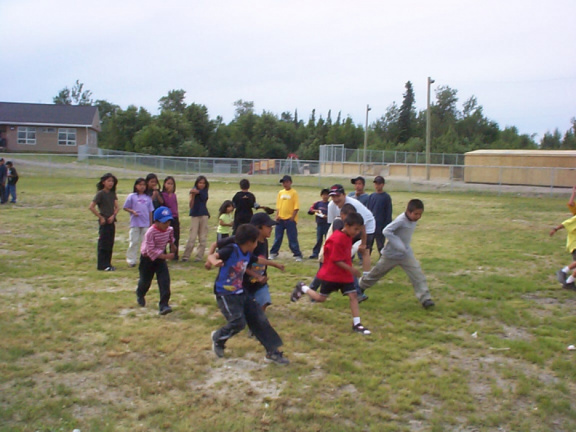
[363, 104, 371, 174]
[426, 77, 435, 180]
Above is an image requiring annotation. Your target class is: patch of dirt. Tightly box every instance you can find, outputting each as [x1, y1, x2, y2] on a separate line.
[192, 357, 284, 400]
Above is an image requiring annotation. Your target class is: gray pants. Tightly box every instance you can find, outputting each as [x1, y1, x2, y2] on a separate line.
[359, 254, 431, 304]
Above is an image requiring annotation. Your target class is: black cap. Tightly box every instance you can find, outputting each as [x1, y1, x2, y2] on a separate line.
[373, 176, 385, 184]
[251, 212, 277, 227]
[329, 184, 345, 196]
[279, 175, 292, 183]
[351, 176, 365, 185]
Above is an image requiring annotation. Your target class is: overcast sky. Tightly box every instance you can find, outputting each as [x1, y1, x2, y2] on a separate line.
[1, 0, 575, 140]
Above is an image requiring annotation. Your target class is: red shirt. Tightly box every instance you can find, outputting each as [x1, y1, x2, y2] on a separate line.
[317, 229, 353, 283]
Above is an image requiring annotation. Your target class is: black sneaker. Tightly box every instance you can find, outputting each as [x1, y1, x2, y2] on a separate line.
[291, 282, 305, 302]
[211, 331, 225, 358]
[557, 270, 567, 284]
[104, 266, 116, 272]
[352, 323, 371, 335]
[308, 255, 318, 259]
[265, 350, 289, 365]
[564, 282, 576, 291]
[159, 305, 172, 315]
[422, 299, 435, 309]
[136, 294, 145, 307]
[358, 293, 369, 303]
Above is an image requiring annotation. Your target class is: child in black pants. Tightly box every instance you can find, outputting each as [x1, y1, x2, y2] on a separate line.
[136, 206, 176, 315]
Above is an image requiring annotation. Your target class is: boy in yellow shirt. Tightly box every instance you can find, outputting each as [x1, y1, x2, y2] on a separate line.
[269, 175, 303, 262]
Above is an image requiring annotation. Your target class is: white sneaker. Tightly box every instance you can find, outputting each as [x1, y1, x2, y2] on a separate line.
[294, 256, 303, 262]
[268, 253, 278, 260]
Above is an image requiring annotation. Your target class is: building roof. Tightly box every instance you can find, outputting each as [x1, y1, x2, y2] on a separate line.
[465, 149, 576, 157]
[0, 102, 100, 130]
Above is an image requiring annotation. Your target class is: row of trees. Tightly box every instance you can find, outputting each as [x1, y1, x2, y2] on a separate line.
[55, 81, 576, 159]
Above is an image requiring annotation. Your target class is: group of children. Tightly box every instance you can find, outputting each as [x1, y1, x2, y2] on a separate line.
[89, 172, 436, 365]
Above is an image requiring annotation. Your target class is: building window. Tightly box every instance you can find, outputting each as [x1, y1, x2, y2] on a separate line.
[17, 127, 36, 145]
[58, 128, 76, 146]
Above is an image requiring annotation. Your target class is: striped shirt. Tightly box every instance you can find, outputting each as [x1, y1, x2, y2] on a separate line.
[141, 224, 174, 261]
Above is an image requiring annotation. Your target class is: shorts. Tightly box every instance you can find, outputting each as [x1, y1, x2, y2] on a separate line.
[318, 280, 356, 297]
[250, 284, 272, 307]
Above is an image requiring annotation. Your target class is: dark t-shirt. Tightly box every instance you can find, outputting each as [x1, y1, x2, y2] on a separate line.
[233, 191, 256, 227]
[93, 190, 117, 218]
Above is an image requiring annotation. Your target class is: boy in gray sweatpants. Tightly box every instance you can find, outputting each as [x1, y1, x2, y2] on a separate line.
[359, 199, 435, 309]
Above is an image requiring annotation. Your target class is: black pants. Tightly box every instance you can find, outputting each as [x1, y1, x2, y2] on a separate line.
[136, 255, 171, 310]
[97, 222, 115, 270]
[171, 217, 180, 260]
[213, 292, 283, 353]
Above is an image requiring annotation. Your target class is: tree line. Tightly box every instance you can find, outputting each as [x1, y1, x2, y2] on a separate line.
[54, 81, 576, 160]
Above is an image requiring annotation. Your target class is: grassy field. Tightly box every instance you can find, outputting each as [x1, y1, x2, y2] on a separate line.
[1, 173, 576, 432]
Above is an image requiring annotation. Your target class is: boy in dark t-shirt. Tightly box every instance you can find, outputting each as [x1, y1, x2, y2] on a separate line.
[291, 213, 371, 335]
[207, 224, 288, 364]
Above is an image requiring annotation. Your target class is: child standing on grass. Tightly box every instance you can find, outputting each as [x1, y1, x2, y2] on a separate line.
[136, 206, 176, 315]
[161, 176, 180, 260]
[5, 161, 18, 204]
[89, 173, 119, 271]
[232, 179, 256, 234]
[145, 173, 164, 209]
[358, 199, 435, 309]
[550, 210, 576, 290]
[123, 178, 154, 267]
[207, 223, 289, 364]
[217, 200, 234, 241]
[182, 175, 210, 262]
[307, 188, 330, 259]
[291, 212, 372, 335]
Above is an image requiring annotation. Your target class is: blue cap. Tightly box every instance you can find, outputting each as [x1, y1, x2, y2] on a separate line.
[153, 206, 173, 223]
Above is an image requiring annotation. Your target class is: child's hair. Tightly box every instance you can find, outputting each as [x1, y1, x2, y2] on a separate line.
[235, 224, 260, 245]
[97, 173, 118, 191]
[239, 179, 250, 190]
[145, 173, 159, 189]
[344, 212, 364, 227]
[320, 188, 329, 195]
[219, 200, 234, 216]
[133, 177, 146, 193]
[6, 161, 13, 167]
[162, 176, 176, 192]
[195, 175, 209, 190]
[340, 203, 357, 217]
[407, 199, 424, 212]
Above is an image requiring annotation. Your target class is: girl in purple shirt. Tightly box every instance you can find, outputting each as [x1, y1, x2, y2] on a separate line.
[123, 178, 154, 267]
[161, 176, 180, 260]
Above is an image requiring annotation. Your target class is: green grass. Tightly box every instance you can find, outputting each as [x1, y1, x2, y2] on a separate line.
[1, 172, 576, 431]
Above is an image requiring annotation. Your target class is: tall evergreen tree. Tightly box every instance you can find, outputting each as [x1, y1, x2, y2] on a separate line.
[398, 81, 415, 143]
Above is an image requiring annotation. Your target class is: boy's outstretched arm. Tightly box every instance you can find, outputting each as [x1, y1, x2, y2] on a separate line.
[256, 256, 285, 271]
[206, 252, 223, 268]
[550, 224, 565, 236]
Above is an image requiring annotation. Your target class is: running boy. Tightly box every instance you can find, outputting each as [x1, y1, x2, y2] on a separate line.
[207, 224, 289, 364]
[136, 206, 176, 315]
[291, 212, 371, 335]
[359, 199, 434, 308]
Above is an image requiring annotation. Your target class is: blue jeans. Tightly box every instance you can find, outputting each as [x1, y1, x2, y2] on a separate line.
[6, 184, 16, 203]
[311, 223, 329, 257]
[270, 219, 302, 257]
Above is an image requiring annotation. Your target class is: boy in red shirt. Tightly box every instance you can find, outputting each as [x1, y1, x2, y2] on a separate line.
[291, 212, 370, 335]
